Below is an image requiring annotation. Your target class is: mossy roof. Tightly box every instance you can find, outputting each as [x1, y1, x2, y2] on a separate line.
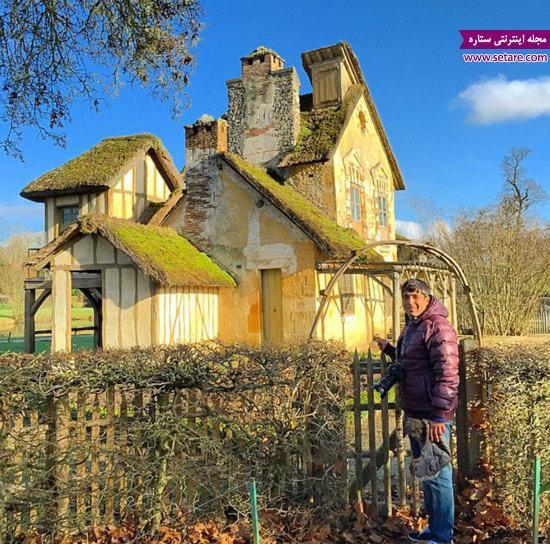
[221, 153, 383, 261]
[30, 215, 236, 288]
[279, 85, 362, 168]
[21, 134, 184, 202]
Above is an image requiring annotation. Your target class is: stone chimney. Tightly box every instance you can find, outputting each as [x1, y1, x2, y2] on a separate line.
[226, 46, 300, 167]
[185, 115, 228, 168]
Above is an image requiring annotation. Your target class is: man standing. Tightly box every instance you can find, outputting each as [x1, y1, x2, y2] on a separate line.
[376, 278, 459, 544]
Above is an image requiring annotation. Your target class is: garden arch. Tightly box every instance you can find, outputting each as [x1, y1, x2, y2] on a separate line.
[308, 240, 483, 346]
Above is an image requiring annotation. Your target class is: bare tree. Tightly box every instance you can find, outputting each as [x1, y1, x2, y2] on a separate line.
[0, 0, 202, 159]
[434, 149, 550, 336]
[0, 232, 43, 324]
[501, 148, 548, 224]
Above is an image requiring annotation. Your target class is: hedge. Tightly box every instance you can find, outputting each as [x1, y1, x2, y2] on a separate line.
[0, 341, 350, 540]
[473, 342, 550, 529]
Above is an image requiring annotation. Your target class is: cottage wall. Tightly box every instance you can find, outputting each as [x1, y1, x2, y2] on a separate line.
[45, 192, 108, 243]
[155, 286, 218, 344]
[332, 94, 397, 261]
[285, 163, 337, 221]
[44, 153, 171, 242]
[168, 159, 318, 345]
[315, 270, 388, 350]
[108, 154, 170, 220]
[49, 233, 222, 352]
[168, 158, 385, 350]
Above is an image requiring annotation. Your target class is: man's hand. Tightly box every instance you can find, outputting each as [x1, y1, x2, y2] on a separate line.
[428, 421, 446, 443]
[373, 335, 389, 350]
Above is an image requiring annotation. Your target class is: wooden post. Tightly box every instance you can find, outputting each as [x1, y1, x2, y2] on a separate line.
[352, 350, 364, 511]
[90, 394, 100, 525]
[391, 271, 401, 343]
[456, 338, 483, 487]
[366, 350, 378, 514]
[380, 353, 392, 517]
[56, 394, 71, 530]
[532, 457, 541, 544]
[450, 277, 458, 331]
[104, 386, 115, 525]
[24, 289, 36, 353]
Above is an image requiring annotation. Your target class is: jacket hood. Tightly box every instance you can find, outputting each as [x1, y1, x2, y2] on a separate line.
[415, 296, 448, 323]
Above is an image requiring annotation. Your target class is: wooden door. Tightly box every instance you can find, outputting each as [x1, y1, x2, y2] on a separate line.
[261, 269, 283, 345]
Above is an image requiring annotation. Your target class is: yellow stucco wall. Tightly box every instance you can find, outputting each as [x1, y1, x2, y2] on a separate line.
[169, 161, 389, 351]
[315, 268, 389, 351]
[331, 94, 397, 261]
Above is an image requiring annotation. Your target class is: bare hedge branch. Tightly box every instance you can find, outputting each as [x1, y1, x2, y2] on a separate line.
[0, 341, 350, 540]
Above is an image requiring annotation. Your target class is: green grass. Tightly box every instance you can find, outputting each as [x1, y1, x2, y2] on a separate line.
[0, 334, 94, 354]
[0, 303, 13, 319]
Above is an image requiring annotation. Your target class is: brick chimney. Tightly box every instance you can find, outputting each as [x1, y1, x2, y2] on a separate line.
[226, 46, 300, 167]
[185, 115, 228, 168]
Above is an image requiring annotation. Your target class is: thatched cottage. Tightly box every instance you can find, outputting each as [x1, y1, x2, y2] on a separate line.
[21, 42, 415, 353]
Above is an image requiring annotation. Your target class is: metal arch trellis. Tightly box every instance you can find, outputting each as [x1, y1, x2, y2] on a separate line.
[308, 240, 483, 347]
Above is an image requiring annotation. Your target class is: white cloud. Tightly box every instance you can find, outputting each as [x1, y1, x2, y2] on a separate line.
[395, 220, 424, 240]
[457, 75, 550, 124]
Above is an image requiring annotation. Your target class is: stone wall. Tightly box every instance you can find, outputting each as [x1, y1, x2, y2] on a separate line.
[226, 79, 245, 157]
[285, 163, 336, 220]
[226, 68, 300, 167]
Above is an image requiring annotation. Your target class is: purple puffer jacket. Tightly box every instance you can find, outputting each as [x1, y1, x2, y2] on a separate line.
[383, 297, 460, 422]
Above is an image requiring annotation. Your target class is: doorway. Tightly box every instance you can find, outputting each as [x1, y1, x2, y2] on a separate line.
[260, 269, 283, 345]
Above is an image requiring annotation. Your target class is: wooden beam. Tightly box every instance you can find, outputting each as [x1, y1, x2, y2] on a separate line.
[25, 278, 52, 291]
[31, 289, 51, 317]
[24, 289, 36, 353]
[71, 277, 102, 289]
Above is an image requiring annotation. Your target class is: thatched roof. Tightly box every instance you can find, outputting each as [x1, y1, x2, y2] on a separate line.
[29, 215, 236, 288]
[281, 42, 405, 190]
[21, 134, 184, 202]
[279, 85, 361, 168]
[220, 153, 383, 260]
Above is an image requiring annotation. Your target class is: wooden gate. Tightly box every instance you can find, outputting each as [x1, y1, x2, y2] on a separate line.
[348, 339, 482, 516]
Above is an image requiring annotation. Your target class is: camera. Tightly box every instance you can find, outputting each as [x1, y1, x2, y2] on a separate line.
[373, 362, 405, 398]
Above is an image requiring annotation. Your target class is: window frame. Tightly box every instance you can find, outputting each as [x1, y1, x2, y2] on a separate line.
[377, 194, 388, 226]
[57, 204, 79, 233]
[350, 184, 362, 222]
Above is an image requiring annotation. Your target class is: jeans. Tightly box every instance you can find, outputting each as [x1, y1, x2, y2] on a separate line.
[409, 422, 454, 543]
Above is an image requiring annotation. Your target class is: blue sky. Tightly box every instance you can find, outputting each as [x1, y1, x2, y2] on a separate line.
[1, 0, 549, 239]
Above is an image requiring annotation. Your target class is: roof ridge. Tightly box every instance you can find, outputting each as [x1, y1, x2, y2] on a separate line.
[20, 133, 183, 202]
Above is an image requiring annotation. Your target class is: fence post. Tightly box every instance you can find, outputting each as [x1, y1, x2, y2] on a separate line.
[248, 479, 261, 544]
[352, 350, 363, 511]
[532, 457, 541, 544]
[456, 338, 483, 488]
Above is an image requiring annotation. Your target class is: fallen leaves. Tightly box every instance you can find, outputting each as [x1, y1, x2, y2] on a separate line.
[11, 476, 536, 544]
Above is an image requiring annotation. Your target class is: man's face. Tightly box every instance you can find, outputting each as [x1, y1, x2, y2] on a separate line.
[402, 289, 430, 318]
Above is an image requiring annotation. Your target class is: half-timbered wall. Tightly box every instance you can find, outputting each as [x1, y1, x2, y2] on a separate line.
[155, 286, 219, 345]
[109, 154, 170, 220]
[49, 233, 221, 352]
[45, 192, 108, 243]
[315, 272, 387, 351]
[44, 153, 171, 242]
